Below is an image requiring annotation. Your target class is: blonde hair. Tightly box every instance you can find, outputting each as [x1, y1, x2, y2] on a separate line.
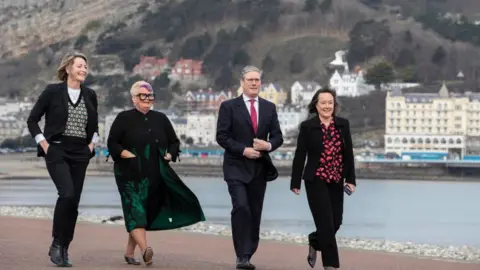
[130, 80, 153, 96]
[56, 52, 88, 81]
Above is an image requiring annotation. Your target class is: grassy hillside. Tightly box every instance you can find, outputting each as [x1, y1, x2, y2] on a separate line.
[255, 35, 347, 84]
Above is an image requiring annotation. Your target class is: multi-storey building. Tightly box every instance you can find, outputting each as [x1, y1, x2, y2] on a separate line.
[170, 118, 188, 140]
[329, 69, 375, 97]
[186, 112, 217, 146]
[384, 82, 480, 159]
[132, 56, 169, 81]
[170, 58, 203, 81]
[277, 105, 305, 136]
[183, 89, 233, 112]
[236, 83, 288, 105]
[0, 119, 25, 142]
[290, 81, 321, 105]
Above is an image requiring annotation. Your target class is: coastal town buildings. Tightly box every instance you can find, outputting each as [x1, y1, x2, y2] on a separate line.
[384, 82, 480, 159]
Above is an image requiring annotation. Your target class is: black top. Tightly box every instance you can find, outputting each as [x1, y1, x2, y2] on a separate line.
[290, 116, 356, 190]
[107, 109, 180, 163]
[26, 82, 98, 157]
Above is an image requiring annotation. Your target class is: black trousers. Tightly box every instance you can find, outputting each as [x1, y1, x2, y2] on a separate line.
[227, 173, 267, 259]
[305, 178, 344, 268]
[45, 141, 91, 246]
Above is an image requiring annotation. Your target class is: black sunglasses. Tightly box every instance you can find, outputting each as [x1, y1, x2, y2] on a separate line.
[136, 93, 155, 101]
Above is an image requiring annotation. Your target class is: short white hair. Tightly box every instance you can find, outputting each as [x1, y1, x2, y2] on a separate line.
[130, 81, 153, 96]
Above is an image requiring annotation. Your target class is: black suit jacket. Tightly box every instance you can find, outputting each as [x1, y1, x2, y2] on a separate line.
[216, 96, 283, 182]
[26, 82, 99, 157]
[290, 116, 356, 190]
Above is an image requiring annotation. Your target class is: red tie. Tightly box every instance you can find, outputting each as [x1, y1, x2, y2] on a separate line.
[249, 99, 258, 134]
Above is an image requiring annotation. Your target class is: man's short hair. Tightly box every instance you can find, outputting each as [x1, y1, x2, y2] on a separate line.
[241, 65, 263, 79]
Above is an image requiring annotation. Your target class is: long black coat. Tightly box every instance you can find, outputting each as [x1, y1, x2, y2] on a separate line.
[107, 109, 205, 232]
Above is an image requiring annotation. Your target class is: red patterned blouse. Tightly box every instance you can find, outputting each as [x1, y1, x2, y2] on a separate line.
[316, 120, 344, 183]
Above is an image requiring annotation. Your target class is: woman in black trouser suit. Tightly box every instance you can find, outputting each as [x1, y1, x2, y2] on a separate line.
[26, 52, 99, 267]
[290, 87, 356, 270]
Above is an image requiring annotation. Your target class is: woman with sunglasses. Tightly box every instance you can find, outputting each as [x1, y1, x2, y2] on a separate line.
[107, 81, 205, 266]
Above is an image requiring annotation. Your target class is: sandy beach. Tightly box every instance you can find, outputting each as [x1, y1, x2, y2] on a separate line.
[1, 215, 479, 270]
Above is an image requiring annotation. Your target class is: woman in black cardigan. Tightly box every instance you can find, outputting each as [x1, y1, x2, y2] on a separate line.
[290, 86, 356, 270]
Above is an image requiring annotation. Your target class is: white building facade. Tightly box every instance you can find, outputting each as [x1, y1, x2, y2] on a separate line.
[383, 83, 480, 159]
[186, 112, 217, 146]
[329, 69, 375, 97]
[277, 105, 305, 136]
[290, 81, 320, 105]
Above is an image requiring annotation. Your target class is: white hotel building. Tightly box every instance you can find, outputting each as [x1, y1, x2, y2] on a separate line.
[384, 82, 480, 159]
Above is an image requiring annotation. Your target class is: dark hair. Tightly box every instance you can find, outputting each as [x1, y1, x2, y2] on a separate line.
[307, 86, 339, 116]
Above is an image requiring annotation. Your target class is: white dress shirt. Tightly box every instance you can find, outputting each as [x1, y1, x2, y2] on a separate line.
[34, 87, 99, 144]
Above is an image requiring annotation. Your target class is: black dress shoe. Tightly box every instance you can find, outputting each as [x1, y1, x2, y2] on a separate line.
[48, 243, 65, 267]
[236, 257, 255, 269]
[307, 245, 317, 268]
[124, 256, 141, 265]
[246, 259, 256, 270]
[63, 245, 72, 267]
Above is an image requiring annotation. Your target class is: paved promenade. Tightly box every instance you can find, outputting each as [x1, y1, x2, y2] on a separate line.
[0, 216, 478, 270]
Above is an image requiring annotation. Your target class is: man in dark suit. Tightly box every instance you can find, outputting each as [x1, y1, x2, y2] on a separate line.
[216, 66, 283, 269]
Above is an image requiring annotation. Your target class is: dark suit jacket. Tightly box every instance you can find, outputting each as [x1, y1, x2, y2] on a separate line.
[216, 96, 283, 182]
[26, 82, 99, 157]
[290, 116, 356, 190]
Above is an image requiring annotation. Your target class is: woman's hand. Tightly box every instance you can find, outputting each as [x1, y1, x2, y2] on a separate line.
[164, 152, 172, 161]
[88, 143, 94, 153]
[291, 188, 301, 195]
[40, 140, 49, 154]
[344, 183, 356, 194]
[120, 150, 136, 158]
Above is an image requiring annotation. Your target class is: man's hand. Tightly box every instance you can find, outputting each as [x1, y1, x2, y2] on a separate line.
[253, 138, 270, 151]
[291, 188, 301, 195]
[164, 152, 172, 161]
[40, 140, 49, 154]
[243, 147, 261, 159]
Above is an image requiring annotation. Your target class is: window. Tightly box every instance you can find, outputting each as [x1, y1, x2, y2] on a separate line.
[456, 138, 462, 144]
